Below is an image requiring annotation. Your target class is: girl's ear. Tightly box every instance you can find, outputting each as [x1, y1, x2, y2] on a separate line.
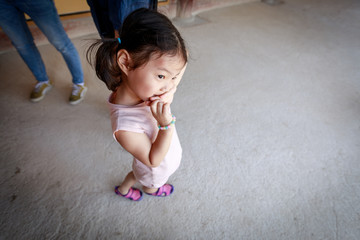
[117, 49, 132, 75]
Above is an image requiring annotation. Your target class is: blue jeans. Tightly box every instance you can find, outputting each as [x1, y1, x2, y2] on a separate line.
[87, 0, 157, 38]
[0, 0, 84, 84]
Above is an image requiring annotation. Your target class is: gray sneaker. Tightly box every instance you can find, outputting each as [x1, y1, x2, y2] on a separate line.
[69, 84, 87, 105]
[30, 81, 53, 102]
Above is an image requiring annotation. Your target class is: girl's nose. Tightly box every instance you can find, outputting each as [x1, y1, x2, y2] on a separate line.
[160, 86, 167, 92]
[160, 83, 172, 92]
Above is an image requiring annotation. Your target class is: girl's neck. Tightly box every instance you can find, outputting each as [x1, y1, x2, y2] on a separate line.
[113, 82, 143, 106]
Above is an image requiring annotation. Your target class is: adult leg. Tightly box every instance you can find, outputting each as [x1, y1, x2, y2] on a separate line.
[20, 0, 84, 84]
[0, 0, 48, 82]
[109, 0, 154, 31]
[86, 0, 114, 38]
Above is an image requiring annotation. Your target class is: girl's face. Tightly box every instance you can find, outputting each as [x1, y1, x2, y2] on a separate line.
[126, 53, 187, 103]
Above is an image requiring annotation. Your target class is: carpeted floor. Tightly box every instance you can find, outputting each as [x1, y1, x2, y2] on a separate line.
[1, 0, 359, 239]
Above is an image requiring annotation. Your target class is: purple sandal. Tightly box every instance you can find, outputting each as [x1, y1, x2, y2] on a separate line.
[145, 184, 174, 197]
[115, 186, 143, 201]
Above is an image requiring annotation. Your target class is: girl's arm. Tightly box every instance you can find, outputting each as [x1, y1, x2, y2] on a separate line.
[115, 100, 174, 168]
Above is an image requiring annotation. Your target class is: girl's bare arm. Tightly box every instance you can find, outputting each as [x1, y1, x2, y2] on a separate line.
[115, 100, 174, 168]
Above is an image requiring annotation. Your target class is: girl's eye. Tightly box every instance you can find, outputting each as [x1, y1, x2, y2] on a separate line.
[158, 75, 165, 80]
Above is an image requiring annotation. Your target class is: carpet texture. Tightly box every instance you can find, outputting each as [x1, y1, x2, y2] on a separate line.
[1, 0, 359, 239]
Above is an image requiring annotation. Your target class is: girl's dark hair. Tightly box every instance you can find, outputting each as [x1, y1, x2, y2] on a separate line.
[87, 8, 187, 91]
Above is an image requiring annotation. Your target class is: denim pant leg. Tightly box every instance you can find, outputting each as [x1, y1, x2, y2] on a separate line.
[0, 0, 49, 82]
[109, 0, 153, 31]
[22, 0, 84, 84]
[87, 0, 114, 38]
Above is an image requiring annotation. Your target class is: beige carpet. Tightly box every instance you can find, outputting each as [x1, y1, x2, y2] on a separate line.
[1, 0, 359, 239]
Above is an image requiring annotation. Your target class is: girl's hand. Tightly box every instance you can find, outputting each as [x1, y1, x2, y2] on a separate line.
[145, 86, 177, 106]
[149, 100, 172, 127]
[158, 86, 177, 104]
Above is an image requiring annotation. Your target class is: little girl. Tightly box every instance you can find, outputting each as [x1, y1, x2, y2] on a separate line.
[88, 8, 187, 201]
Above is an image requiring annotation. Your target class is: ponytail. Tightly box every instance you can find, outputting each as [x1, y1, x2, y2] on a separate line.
[87, 40, 122, 92]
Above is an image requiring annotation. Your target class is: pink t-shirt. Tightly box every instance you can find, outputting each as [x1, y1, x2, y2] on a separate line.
[108, 93, 182, 188]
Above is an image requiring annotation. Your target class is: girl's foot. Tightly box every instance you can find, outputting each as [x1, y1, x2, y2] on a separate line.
[115, 186, 143, 201]
[145, 184, 174, 197]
